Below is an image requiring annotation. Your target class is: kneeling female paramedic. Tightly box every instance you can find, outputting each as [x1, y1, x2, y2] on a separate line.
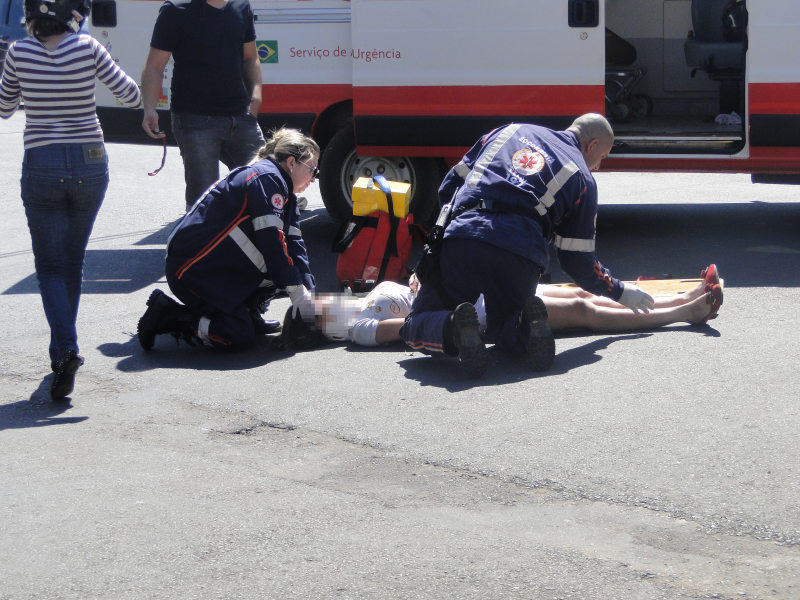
[137, 128, 319, 350]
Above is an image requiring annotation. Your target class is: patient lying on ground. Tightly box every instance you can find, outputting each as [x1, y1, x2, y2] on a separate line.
[314, 265, 724, 347]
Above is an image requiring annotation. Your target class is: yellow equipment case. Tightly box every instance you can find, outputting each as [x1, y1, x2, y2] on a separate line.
[351, 177, 412, 218]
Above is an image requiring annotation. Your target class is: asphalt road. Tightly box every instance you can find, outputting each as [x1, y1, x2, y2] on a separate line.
[1, 111, 799, 600]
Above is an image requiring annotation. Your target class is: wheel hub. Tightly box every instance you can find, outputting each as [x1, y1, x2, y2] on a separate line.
[340, 150, 417, 206]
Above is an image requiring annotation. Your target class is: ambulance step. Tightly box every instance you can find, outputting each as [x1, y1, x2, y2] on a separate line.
[611, 134, 744, 154]
[615, 135, 742, 142]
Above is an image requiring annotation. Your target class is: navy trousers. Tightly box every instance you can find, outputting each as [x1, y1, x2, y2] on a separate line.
[166, 270, 255, 351]
[400, 237, 541, 354]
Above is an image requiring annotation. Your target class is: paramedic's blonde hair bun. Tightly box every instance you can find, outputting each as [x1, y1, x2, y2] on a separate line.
[252, 127, 320, 165]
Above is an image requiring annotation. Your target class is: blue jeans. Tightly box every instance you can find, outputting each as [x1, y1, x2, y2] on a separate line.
[171, 111, 265, 210]
[21, 143, 109, 362]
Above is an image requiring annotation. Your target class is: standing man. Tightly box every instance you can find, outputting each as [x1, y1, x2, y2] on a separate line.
[402, 113, 655, 378]
[141, 0, 265, 211]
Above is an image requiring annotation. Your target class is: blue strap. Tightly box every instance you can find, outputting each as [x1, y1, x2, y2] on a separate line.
[372, 174, 391, 194]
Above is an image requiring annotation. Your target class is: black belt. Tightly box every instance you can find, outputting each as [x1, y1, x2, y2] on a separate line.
[452, 199, 542, 222]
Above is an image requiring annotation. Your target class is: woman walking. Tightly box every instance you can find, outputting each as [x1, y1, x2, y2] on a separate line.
[0, 0, 141, 399]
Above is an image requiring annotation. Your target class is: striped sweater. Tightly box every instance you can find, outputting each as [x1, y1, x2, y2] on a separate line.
[0, 34, 141, 149]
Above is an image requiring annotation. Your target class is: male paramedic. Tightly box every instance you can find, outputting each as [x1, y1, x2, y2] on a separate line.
[400, 113, 655, 378]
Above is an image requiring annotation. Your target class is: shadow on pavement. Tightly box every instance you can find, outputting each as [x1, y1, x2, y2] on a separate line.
[552, 202, 800, 289]
[0, 380, 88, 430]
[132, 218, 182, 246]
[397, 335, 644, 391]
[554, 321, 722, 341]
[398, 326, 718, 391]
[298, 207, 343, 292]
[97, 333, 293, 373]
[3, 248, 167, 296]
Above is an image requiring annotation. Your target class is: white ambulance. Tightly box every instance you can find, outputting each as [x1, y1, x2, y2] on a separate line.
[89, 0, 798, 222]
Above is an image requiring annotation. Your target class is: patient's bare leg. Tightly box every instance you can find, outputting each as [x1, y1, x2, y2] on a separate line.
[544, 292, 715, 333]
[540, 280, 707, 309]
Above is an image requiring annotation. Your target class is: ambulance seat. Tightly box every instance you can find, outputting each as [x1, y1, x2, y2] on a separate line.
[684, 0, 743, 73]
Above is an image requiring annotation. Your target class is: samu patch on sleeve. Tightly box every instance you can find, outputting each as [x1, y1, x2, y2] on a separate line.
[271, 194, 285, 210]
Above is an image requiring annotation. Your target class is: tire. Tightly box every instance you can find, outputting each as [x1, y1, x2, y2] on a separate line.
[632, 94, 654, 116]
[607, 100, 632, 122]
[319, 124, 440, 224]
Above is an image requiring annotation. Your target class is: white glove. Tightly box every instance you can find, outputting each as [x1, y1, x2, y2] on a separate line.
[714, 111, 742, 125]
[618, 284, 655, 314]
[287, 285, 315, 322]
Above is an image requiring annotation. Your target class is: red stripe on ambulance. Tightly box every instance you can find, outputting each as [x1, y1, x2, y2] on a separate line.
[352, 85, 604, 117]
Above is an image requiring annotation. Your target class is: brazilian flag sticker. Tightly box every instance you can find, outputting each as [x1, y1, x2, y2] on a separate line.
[257, 41, 278, 64]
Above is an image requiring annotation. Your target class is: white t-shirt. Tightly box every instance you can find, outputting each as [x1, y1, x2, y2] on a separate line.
[324, 281, 415, 346]
[325, 282, 543, 345]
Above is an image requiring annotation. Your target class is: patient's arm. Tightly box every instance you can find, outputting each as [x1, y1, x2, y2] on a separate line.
[375, 318, 406, 344]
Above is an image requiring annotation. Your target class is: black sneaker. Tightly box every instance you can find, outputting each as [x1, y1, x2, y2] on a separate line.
[137, 289, 187, 350]
[450, 303, 488, 379]
[51, 350, 84, 400]
[519, 295, 555, 371]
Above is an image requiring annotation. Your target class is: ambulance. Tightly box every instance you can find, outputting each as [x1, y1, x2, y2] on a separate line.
[88, 0, 799, 222]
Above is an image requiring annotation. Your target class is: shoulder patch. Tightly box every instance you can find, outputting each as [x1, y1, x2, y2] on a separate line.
[511, 148, 545, 176]
[271, 194, 285, 210]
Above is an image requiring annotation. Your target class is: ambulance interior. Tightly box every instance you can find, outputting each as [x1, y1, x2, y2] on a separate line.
[604, 0, 746, 155]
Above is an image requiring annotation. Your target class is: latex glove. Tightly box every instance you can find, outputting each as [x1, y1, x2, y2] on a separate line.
[287, 285, 315, 322]
[714, 111, 742, 125]
[618, 284, 655, 314]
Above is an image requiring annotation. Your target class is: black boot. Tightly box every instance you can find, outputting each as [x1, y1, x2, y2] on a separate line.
[518, 295, 555, 371]
[249, 307, 282, 335]
[443, 303, 488, 379]
[51, 350, 84, 400]
[137, 289, 195, 350]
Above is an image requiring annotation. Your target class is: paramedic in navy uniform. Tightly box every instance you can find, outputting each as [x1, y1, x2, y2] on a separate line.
[136, 128, 319, 351]
[141, 0, 265, 211]
[401, 113, 655, 378]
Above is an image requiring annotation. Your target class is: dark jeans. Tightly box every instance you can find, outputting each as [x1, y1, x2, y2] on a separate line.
[401, 237, 541, 354]
[21, 143, 109, 362]
[171, 111, 265, 210]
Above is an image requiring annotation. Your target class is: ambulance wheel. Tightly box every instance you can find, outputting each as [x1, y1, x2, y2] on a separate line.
[319, 125, 439, 224]
[609, 100, 633, 122]
[632, 94, 654, 116]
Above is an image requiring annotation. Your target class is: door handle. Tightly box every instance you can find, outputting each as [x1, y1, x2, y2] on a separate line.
[569, 0, 599, 28]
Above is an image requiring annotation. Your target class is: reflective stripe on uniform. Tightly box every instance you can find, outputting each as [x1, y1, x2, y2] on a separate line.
[554, 234, 595, 252]
[229, 226, 267, 272]
[288, 225, 302, 237]
[534, 161, 581, 216]
[198, 316, 212, 343]
[467, 124, 522, 188]
[252, 215, 283, 231]
[454, 161, 471, 179]
[258, 278, 275, 288]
